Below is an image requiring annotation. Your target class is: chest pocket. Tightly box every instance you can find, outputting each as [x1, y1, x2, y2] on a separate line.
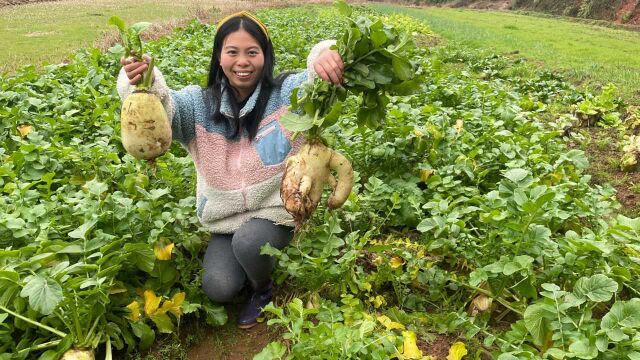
[254, 121, 291, 166]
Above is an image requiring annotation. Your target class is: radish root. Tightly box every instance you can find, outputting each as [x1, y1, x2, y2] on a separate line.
[281, 141, 354, 229]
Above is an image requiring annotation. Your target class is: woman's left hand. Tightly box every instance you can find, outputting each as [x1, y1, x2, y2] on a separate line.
[314, 49, 344, 86]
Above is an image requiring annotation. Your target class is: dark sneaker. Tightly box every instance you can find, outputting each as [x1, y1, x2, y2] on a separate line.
[238, 282, 273, 329]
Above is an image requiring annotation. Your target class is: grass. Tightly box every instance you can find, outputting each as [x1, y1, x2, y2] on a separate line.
[0, 0, 332, 75]
[370, 4, 640, 104]
[0, 0, 219, 74]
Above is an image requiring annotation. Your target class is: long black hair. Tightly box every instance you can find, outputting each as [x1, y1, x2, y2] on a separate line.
[207, 15, 287, 140]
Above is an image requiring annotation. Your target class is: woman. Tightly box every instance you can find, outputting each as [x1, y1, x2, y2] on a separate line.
[118, 11, 344, 329]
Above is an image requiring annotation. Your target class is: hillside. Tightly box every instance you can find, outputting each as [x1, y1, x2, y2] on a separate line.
[377, 0, 640, 25]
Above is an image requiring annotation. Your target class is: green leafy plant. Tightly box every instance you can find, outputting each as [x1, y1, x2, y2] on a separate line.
[108, 16, 154, 90]
[575, 84, 623, 128]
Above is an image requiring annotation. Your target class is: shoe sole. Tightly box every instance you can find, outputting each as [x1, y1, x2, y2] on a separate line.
[238, 322, 258, 329]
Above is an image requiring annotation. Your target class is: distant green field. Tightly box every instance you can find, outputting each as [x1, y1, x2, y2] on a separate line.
[0, 0, 218, 74]
[371, 4, 640, 104]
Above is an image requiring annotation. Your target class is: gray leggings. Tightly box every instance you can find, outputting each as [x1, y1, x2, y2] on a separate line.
[201, 218, 293, 303]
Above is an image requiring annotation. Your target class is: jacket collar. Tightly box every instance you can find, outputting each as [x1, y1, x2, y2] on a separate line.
[220, 80, 262, 118]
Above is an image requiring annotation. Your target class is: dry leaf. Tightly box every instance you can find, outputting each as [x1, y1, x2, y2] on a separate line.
[470, 294, 492, 316]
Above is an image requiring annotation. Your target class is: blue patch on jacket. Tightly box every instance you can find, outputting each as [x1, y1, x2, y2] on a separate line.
[197, 196, 208, 218]
[254, 120, 292, 166]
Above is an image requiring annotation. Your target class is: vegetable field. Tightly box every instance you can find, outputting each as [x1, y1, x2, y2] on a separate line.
[2, 3, 640, 360]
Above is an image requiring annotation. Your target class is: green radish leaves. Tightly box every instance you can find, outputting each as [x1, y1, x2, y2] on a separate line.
[108, 16, 155, 89]
[108, 16, 151, 59]
[284, 0, 418, 139]
[20, 274, 63, 316]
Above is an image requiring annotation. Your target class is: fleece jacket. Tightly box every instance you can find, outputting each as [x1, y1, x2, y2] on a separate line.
[117, 40, 336, 233]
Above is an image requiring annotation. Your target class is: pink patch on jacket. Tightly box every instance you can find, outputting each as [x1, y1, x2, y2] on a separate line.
[188, 106, 305, 191]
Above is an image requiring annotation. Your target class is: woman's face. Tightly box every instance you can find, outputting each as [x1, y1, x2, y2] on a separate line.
[219, 28, 265, 102]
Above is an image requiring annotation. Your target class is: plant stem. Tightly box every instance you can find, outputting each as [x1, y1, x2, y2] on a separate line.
[454, 281, 523, 316]
[17, 340, 61, 355]
[141, 57, 155, 90]
[105, 335, 112, 360]
[0, 305, 68, 338]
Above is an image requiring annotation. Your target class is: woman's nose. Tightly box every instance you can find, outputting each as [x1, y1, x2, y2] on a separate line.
[235, 55, 250, 66]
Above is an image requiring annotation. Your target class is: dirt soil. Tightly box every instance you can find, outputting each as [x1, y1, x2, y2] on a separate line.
[615, 0, 640, 25]
[418, 334, 456, 360]
[453, 0, 511, 10]
[187, 321, 275, 360]
[578, 127, 640, 216]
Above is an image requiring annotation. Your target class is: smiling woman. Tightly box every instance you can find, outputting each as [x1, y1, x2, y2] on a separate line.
[116, 9, 346, 329]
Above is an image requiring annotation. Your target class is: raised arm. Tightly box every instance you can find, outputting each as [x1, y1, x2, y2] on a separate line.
[278, 40, 343, 104]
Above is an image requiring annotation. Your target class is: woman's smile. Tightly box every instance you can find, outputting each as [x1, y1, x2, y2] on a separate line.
[220, 29, 265, 101]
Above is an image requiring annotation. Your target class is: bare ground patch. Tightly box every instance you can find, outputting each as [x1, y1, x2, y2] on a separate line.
[24, 31, 54, 37]
[578, 126, 640, 216]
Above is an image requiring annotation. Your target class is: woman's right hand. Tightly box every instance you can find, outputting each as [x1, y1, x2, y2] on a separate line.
[120, 55, 154, 86]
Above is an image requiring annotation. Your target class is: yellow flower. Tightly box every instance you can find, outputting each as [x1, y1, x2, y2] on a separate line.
[377, 315, 405, 330]
[401, 331, 423, 359]
[154, 242, 174, 261]
[17, 124, 32, 137]
[446, 341, 468, 360]
[143, 290, 161, 316]
[126, 301, 141, 321]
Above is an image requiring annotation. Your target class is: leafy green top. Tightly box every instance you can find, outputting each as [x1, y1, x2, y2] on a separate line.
[108, 16, 155, 90]
[281, 0, 419, 140]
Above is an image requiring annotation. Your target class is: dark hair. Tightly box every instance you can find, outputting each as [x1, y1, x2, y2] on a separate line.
[207, 16, 287, 140]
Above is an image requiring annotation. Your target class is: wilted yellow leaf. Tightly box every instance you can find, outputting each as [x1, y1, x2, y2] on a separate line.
[154, 242, 174, 261]
[377, 315, 405, 330]
[420, 169, 433, 183]
[17, 125, 32, 137]
[158, 292, 185, 318]
[454, 120, 464, 134]
[109, 287, 127, 295]
[372, 295, 386, 309]
[144, 290, 161, 316]
[305, 292, 321, 309]
[401, 331, 423, 359]
[390, 256, 405, 269]
[126, 301, 141, 321]
[446, 341, 468, 360]
[413, 128, 424, 137]
[372, 254, 384, 266]
[470, 295, 492, 316]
